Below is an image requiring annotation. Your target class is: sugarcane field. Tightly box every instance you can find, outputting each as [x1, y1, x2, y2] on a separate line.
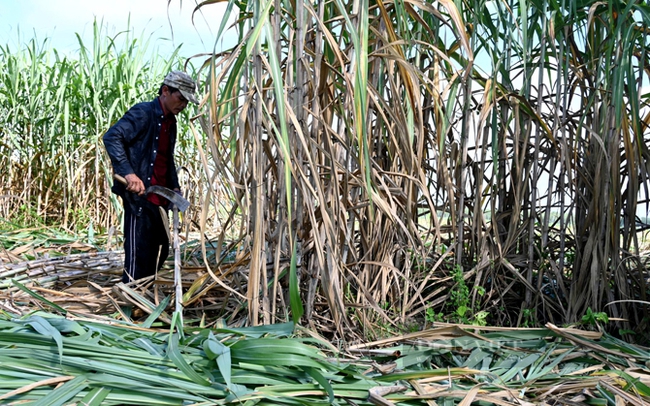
[1, 0, 650, 405]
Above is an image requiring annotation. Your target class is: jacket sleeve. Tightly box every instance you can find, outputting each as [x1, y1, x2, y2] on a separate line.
[102, 104, 148, 177]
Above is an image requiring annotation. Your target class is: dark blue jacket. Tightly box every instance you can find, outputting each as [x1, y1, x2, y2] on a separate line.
[103, 98, 180, 212]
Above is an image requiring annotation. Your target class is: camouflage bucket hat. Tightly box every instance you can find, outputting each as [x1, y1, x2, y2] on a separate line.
[163, 70, 199, 105]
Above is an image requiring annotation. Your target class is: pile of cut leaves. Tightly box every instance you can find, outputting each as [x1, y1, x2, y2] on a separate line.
[1, 310, 649, 405]
[2, 229, 650, 405]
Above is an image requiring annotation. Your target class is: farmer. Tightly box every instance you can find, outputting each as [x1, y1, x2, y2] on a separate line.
[103, 70, 199, 283]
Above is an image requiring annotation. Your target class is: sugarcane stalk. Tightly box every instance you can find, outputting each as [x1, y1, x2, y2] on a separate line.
[173, 206, 182, 320]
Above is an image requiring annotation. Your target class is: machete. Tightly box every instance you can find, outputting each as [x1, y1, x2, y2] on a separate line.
[113, 173, 187, 316]
[113, 174, 190, 212]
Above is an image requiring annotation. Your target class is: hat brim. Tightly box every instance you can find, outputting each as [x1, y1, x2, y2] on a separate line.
[179, 89, 199, 105]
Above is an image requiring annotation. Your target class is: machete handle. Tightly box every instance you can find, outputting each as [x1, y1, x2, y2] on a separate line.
[113, 174, 145, 196]
[113, 174, 128, 186]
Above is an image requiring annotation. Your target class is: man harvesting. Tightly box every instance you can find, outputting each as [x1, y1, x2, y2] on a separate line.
[103, 71, 198, 283]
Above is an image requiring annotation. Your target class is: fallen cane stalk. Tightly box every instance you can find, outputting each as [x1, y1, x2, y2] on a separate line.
[0, 376, 75, 401]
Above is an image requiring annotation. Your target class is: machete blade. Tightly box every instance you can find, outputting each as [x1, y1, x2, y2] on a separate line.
[146, 186, 190, 212]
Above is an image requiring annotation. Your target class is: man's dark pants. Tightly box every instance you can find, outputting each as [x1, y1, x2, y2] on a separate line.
[122, 203, 169, 283]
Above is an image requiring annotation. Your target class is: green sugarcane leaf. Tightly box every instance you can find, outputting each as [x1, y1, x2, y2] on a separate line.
[212, 322, 295, 338]
[203, 332, 229, 360]
[527, 345, 572, 381]
[230, 338, 325, 359]
[133, 337, 166, 357]
[302, 366, 335, 404]
[31, 375, 87, 406]
[500, 353, 540, 382]
[204, 332, 233, 388]
[289, 243, 304, 323]
[17, 315, 64, 362]
[79, 387, 111, 406]
[31, 312, 85, 335]
[375, 368, 482, 382]
[142, 295, 171, 328]
[167, 331, 211, 387]
[601, 370, 650, 397]
[245, 0, 273, 56]
[11, 279, 67, 314]
[232, 353, 327, 369]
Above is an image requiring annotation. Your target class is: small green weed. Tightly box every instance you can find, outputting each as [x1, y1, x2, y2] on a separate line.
[426, 307, 444, 323]
[581, 307, 608, 328]
[521, 308, 536, 327]
[445, 264, 489, 325]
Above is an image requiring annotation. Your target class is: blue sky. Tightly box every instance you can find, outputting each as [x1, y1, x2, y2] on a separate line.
[0, 0, 232, 61]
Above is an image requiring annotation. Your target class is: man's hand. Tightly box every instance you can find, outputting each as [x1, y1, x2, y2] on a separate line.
[124, 173, 146, 195]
